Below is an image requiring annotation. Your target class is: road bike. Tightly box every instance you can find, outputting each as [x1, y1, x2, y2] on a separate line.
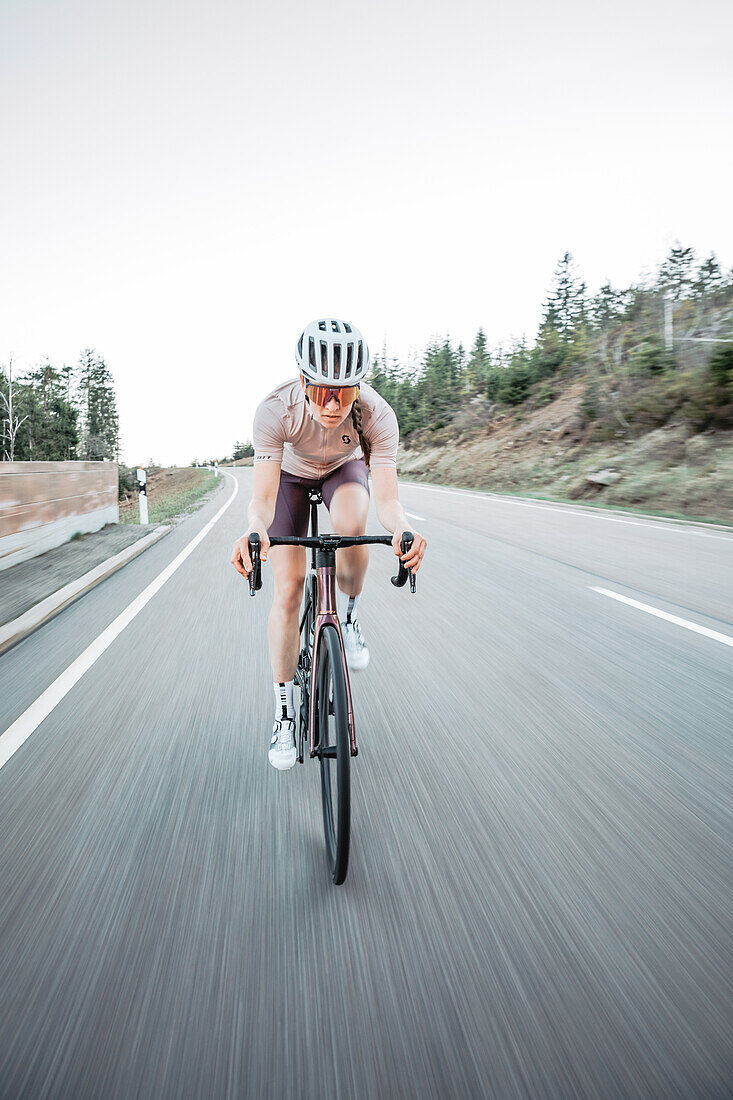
[247, 489, 416, 885]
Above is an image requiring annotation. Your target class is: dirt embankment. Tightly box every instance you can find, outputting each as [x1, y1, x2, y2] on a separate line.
[398, 384, 733, 525]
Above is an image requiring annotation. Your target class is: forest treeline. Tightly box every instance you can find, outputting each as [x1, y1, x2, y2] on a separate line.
[369, 245, 733, 443]
[221, 244, 733, 465]
[1, 350, 119, 463]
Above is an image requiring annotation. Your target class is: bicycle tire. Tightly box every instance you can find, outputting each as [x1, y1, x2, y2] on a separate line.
[315, 623, 350, 885]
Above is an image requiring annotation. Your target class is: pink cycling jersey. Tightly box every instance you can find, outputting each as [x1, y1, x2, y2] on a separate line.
[253, 379, 399, 478]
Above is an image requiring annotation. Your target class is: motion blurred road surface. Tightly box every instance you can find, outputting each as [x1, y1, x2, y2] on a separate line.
[0, 469, 731, 1099]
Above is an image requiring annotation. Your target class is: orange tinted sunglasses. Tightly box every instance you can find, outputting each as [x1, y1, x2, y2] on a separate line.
[305, 383, 360, 408]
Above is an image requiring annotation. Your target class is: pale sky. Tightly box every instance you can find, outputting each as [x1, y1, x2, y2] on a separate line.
[2, 0, 731, 466]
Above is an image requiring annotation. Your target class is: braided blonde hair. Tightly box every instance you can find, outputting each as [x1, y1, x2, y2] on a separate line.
[351, 398, 371, 467]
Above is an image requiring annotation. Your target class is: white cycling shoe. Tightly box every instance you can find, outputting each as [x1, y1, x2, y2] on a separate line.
[342, 619, 370, 671]
[268, 717, 297, 771]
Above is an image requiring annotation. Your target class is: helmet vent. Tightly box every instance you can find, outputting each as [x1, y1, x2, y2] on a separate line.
[296, 319, 367, 382]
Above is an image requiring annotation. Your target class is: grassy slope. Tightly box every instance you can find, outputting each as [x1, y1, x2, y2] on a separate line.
[119, 468, 220, 525]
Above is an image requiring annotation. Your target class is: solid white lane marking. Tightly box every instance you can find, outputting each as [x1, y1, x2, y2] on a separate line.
[591, 587, 733, 648]
[404, 511, 426, 522]
[403, 482, 733, 541]
[0, 474, 240, 771]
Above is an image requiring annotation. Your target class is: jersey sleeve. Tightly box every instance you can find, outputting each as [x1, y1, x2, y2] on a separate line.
[252, 398, 286, 464]
[366, 402, 399, 468]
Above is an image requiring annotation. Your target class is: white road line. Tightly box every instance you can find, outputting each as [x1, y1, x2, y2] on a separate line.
[591, 587, 733, 648]
[403, 482, 733, 541]
[404, 511, 426, 522]
[0, 474, 239, 772]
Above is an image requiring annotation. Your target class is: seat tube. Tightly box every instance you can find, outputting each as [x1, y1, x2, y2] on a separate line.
[309, 497, 319, 571]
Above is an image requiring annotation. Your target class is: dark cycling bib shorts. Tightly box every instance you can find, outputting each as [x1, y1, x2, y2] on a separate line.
[267, 458, 370, 539]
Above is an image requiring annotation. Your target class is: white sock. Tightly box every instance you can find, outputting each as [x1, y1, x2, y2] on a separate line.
[273, 680, 295, 721]
[336, 588, 361, 624]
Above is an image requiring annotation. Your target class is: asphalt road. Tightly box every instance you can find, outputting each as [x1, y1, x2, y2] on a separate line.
[0, 469, 731, 1099]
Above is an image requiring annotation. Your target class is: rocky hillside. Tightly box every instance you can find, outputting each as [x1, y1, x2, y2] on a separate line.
[398, 382, 733, 525]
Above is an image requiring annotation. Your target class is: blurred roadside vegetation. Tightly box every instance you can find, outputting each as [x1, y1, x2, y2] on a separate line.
[370, 245, 732, 522]
[369, 245, 733, 442]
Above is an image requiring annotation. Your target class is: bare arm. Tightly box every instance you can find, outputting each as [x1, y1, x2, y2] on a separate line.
[370, 466, 427, 573]
[231, 461, 281, 577]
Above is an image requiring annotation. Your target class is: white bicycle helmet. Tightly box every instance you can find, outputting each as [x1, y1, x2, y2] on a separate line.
[295, 319, 370, 385]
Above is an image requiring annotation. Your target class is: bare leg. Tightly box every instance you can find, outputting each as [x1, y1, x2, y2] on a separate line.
[329, 483, 370, 597]
[268, 545, 306, 682]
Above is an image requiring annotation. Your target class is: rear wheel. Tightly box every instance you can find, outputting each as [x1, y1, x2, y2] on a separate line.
[315, 624, 350, 885]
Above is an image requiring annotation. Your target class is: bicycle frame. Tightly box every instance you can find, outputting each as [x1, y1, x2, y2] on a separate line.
[304, 494, 357, 759]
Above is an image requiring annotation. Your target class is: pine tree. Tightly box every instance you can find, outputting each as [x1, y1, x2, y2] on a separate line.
[20, 359, 78, 460]
[467, 329, 491, 392]
[589, 282, 626, 330]
[532, 252, 587, 379]
[692, 253, 725, 301]
[543, 252, 587, 341]
[76, 349, 119, 461]
[421, 339, 458, 426]
[656, 244, 695, 301]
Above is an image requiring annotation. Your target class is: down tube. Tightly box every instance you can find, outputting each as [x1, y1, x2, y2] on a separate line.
[309, 565, 357, 757]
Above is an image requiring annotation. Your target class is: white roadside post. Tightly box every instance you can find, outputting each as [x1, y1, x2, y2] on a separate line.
[664, 296, 674, 351]
[214, 459, 219, 478]
[137, 466, 149, 524]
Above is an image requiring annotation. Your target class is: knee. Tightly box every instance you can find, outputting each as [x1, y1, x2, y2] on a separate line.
[329, 486, 369, 536]
[273, 576, 305, 615]
[333, 516, 364, 537]
[330, 504, 367, 537]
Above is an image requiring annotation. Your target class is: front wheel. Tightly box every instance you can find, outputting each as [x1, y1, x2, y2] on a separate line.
[315, 624, 351, 885]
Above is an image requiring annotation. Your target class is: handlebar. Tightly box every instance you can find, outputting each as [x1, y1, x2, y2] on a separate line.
[246, 532, 416, 597]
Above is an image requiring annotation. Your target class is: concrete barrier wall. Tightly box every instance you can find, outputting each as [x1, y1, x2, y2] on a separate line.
[0, 462, 119, 572]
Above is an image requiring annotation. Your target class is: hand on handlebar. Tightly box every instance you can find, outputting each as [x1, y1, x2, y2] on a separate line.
[391, 527, 427, 573]
[231, 526, 270, 578]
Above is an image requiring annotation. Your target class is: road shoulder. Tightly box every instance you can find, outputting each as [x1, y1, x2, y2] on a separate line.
[0, 525, 171, 655]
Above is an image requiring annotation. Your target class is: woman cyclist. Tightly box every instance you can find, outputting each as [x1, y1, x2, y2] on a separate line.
[231, 318, 427, 771]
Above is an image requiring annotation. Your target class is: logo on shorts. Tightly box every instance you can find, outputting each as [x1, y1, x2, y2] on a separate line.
[342, 435, 351, 445]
